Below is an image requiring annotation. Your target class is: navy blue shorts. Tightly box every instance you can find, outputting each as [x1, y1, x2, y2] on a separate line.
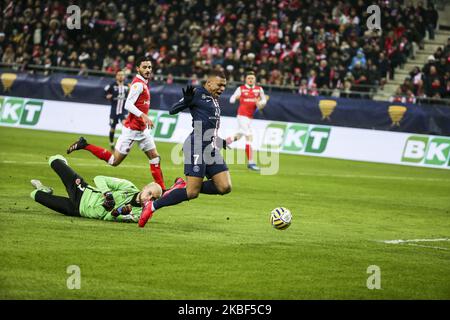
[110, 113, 127, 127]
[183, 136, 228, 179]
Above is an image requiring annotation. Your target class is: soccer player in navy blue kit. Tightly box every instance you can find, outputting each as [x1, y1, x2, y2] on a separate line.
[138, 70, 232, 227]
[104, 70, 129, 149]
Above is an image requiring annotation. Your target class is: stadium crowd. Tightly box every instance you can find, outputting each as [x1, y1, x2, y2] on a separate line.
[0, 0, 446, 100]
[390, 40, 450, 103]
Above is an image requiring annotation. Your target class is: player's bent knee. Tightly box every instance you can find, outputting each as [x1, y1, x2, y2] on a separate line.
[187, 190, 200, 199]
[218, 184, 232, 195]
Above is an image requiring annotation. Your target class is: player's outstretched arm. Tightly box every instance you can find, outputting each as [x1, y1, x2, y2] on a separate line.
[169, 85, 196, 114]
[169, 99, 188, 115]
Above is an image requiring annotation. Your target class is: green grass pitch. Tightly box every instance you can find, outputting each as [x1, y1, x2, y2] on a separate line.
[0, 126, 449, 299]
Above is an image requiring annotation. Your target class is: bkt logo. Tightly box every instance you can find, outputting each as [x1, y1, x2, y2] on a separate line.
[148, 110, 178, 139]
[402, 136, 450, 166]
[262, 123, 330, 153]
[0, 96, 43, 125]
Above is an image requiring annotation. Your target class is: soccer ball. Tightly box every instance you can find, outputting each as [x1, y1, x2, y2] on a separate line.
[270, 207, 292, 230]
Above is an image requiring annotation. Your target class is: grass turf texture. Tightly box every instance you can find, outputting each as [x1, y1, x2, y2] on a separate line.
[0, 126, 449, 299]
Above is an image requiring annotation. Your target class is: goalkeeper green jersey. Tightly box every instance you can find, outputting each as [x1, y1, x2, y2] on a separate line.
[79, 176, 143, 222]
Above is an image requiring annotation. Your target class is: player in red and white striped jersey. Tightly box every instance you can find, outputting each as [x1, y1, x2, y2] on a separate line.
[66, 57, 166, 191]
[227, 71, 267, 171]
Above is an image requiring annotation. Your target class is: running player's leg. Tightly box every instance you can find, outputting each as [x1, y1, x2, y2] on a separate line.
[155, 175, 201, 209]
[106, 129, 132, 166]
[67, 135, 127, 166]
[109, 117, 118, 150]
[140, 130, 166, 190]
[66, 135, 121, 163]
[202, 170, 232, 195]
[243, 120, 260, 171]
[138, 175, 200, 227]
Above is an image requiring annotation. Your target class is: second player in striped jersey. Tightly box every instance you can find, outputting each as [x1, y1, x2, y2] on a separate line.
[104, 70, 129, 149]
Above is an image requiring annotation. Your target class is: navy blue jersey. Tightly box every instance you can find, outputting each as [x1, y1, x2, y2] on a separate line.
[104, 81, 129, 117]
[170, 86, 221, 148]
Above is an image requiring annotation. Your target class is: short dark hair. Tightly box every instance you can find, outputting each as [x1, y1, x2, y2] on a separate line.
[207, 69, 226, 79]
[246, 71, 256, 77]
[136, 56, 152, 67]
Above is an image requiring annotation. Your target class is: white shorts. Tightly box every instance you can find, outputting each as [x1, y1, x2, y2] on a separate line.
[115, 126, 156, 155]
[237, 115, 252, 136]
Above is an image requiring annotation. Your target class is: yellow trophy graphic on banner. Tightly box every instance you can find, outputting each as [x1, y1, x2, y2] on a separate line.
[1, 73, 17, 92]
[319, 100, 337, 120]
[388, 105, 407, 126]
[60, 78, 78, 97]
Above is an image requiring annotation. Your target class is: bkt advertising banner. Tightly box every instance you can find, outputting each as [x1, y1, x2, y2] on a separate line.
[1, 95, 449, 170]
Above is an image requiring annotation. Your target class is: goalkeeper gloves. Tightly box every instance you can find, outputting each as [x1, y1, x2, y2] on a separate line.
[111, 204, 132, 217]
[102, 192, 115, 211]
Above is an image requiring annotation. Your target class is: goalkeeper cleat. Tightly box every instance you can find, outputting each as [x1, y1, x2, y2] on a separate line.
[247, 163, 261, 172]
[138, 201, 154, 228]
[30, 179, 53, 194]
[48, 154, 68, 166]
[67, 137, 88, 154]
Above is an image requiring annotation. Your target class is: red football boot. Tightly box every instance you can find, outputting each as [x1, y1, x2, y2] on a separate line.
[162, 177, 186, 197]
[138, 201, 154, 228]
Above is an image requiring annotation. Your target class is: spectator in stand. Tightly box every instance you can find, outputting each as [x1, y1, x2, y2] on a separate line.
[410, 66, 424, 97]
[425, 65, 444, 99]
[425, 3, 439, 41]
[351, 61, 368, 98]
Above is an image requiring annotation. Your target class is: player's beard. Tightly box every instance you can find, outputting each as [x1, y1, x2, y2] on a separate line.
[139, 70, 151, 80]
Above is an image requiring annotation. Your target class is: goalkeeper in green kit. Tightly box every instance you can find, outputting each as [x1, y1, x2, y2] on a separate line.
[29, 155, 164, 223]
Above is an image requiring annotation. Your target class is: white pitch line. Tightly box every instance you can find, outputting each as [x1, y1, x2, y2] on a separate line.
[382, 238, 449, 244]
[379, 238, 450, 251]
[295, 172, 450, 182]
[406, 243, 450, 251]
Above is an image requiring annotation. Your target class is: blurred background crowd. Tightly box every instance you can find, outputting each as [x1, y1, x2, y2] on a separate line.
[1, 0, 449, 100]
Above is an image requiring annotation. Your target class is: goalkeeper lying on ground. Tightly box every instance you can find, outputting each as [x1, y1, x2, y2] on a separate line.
[29, 154, 165, 223]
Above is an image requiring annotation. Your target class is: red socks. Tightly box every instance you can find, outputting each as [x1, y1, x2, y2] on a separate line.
[150, 158, 166, 190]
[85, 144, 112, 162]
[85, 144, 166, 190]
[245, 144, 253, 162]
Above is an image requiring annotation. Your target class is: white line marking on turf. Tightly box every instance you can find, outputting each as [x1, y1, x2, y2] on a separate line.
[382, 238, 449, 244]
[379, 238, 450, 251]
[406, 244, 450, 251]
[295, 172, 450, 182]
